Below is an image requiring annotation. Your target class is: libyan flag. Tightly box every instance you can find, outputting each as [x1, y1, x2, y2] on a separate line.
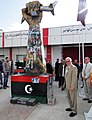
[77, 0, 88, 26]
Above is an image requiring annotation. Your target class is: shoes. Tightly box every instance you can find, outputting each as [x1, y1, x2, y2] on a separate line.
[81, 86, 84, 88]
[0, 87, 2, 89]
[88, 100, 92, 103]
[3, 87, 6, 89]
[65, 108, 72, 111]
[69, 112, 77, 117]
[6, 86, 9, 88]
[61, 88, 64, 91]
[82, 98, 89, 100]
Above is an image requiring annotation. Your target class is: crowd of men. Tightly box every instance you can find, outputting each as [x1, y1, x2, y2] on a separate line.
[0, 57, 10, 89]
[46, 57, 92, 117]
[0, 56, 92, 117]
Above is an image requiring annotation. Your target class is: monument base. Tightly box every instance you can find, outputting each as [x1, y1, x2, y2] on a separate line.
[10, 97, 38, 106]
[11, 73, 54, 104]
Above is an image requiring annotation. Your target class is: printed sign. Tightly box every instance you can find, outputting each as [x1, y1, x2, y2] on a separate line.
[32, 77, 40, 83]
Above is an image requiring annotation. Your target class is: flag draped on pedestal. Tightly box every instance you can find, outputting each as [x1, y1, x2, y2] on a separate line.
[77, 0, 88, 26]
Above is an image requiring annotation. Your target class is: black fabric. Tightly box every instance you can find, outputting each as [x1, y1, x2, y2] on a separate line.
[46, 63, 53, 74]
[55, 61, 60, 81]
[59, 76, 65, 88]
[58, 63, 66, 87]
[0, 61, 3, 72]
[69, 112, 77, 117]
[11, 82, 47, 97]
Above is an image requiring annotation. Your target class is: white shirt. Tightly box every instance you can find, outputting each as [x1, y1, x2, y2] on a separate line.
[62, 65, 65, 76]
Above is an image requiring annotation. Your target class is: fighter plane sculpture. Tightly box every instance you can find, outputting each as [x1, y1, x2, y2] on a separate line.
[21, 1, 57, 27]
[21, 1, 57, 75]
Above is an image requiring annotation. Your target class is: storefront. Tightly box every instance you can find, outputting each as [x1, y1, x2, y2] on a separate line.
[0, 24, 92, 67]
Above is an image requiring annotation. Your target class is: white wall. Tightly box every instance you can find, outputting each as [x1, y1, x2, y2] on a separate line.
[4, 30, 28, 47]
[48, 27, 62, 45]
[1, 24, 92, 48]
[48, 24, 92, 45]
[0, 48, 10, 59]
[52, 46, 62, 67]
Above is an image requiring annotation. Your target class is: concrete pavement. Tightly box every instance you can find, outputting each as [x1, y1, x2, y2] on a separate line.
[0, 76, 92, 120]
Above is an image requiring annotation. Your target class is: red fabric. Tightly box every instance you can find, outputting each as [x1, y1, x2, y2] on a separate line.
[11, 75, 52, 83]
[43, 28, 48, 46]
[46, 46, 51, 61]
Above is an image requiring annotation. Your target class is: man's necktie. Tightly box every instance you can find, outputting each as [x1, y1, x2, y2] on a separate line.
[84, 64, 87, 76]
[65, 66, 69, 76]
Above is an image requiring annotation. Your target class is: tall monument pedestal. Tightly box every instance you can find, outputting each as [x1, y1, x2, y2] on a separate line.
[10, 1, 57, 105]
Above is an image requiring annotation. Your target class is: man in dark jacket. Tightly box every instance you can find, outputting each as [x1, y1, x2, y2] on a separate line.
[46, 60, 53, 74]
[58, 59, 66, 90]
[55, 58, 59, 81]
[73, 59, 80, 79]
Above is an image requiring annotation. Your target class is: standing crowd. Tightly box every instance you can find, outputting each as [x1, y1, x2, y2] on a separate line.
[0, 56, 92, 117]
[0, 57, 11, 89]
[46, 56, 92, 117]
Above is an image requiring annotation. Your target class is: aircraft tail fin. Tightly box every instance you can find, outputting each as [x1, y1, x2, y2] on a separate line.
[49, 1, 58, 15]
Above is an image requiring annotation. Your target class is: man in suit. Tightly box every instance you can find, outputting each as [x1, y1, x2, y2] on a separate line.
[73, 59, 80, 80]
[82, 57, 92, 103]
[58, 59, 66, 90]
[65, 57, 77, 117]
[46, 60, 53, 74]
[55, 58, 60, 81]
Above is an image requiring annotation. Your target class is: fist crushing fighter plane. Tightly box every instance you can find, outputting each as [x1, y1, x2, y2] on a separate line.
[21, 1, 57, 27]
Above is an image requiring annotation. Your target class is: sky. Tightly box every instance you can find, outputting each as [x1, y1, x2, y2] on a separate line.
[0, 0, 92, 32]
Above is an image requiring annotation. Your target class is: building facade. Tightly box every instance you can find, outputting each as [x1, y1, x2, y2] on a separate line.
[43, 24, 92, 66]
[0, 24, 92, 67]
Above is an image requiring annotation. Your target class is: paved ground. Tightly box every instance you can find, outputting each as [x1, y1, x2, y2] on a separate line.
[0, 76, 92, 120]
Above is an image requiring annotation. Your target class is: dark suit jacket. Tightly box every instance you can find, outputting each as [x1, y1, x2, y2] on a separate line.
[58, 63, 66, 77]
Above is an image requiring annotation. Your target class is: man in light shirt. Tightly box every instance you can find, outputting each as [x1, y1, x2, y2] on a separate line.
[82, 57, 92, 103]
